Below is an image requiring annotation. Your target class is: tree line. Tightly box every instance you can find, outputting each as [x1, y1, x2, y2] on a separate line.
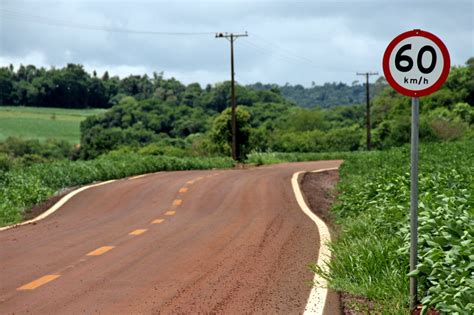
[1, 63, 388, 109]
[0, 63, 196, 109]
[1, 58, 473, 163]
[248, 79, 387, 108]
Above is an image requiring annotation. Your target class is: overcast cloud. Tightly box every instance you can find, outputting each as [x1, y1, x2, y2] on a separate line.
[0, 0, 472, 86]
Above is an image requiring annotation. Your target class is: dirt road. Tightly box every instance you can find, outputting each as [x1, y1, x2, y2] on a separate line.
[0, 160, 341, 314]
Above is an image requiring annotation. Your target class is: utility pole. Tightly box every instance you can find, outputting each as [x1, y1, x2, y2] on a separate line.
[357, 72, 378, 151]
[216, 32, 248, 160]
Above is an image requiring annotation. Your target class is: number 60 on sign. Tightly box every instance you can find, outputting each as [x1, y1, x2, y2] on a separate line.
[383, 29, 450, 97]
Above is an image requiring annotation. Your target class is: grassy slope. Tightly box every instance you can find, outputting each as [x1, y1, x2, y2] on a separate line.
[0, 106, 106, 144]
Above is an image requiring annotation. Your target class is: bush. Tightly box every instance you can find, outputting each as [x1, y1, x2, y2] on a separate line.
[0, 137, 74, 167]
[0, 152, 14, 172]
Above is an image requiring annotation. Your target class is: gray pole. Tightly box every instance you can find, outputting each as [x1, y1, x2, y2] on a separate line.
[410, 96, 419, 310]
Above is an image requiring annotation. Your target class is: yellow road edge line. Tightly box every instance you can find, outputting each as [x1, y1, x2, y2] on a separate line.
[173, 199, 183, 206]
[151, 219, 164, 224]
[86, 246, 115, 256]
[164, 211, 176, 216]
[17, 275, 60, 291]
[179, 187, 188, 193]
[129, 229, 147, 235]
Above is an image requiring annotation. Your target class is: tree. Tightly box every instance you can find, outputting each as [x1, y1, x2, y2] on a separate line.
[211, 106, 251, 160]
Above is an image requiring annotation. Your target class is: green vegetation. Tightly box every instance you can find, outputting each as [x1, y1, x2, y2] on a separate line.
[0, 154, 234, 226]
[310, 141, 473, 313]
[1, 59, 472, 160]
[253, 141, 473, 313]
[0, 106, 105, 143]
[248, 79, 385, 108]
[246, 151, 350, 165]
[0, 63, 380, 109]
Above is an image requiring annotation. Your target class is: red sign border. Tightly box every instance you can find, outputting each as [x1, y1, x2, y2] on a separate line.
[382, 29, 450, 97]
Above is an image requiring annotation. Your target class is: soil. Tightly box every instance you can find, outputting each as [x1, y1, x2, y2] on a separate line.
[22, 187, 77, 221]
[301, 170, 339, 227]
[301, 170, 382, 315]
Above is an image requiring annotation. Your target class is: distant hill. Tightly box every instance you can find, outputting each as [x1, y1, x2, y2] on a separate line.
[247, 80, 387, 108]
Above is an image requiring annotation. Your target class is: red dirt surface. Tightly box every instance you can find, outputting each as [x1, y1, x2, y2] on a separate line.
[0, 161, 341, 314]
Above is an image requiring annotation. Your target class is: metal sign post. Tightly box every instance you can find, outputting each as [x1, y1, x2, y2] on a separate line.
[410, 96, 419, 309]
[382, 29, 450, 311]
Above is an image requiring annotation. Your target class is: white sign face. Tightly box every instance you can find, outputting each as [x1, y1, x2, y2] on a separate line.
[388, 36, 444, 91]
[383, 30, 450, 97]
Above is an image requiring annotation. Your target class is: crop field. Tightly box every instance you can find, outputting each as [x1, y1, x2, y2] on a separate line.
[0, 106, 106, 144]
[252, 141, 473, 313]
[317, 141, 473, 313]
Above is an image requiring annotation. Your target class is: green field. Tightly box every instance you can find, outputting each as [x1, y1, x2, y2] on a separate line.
[0, 106, 106, 144]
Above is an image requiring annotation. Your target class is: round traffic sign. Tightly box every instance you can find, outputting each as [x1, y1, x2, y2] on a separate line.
[383, 29, 450, 97]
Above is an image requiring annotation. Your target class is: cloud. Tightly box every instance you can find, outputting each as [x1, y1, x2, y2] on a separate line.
[1, 0, 472, 86]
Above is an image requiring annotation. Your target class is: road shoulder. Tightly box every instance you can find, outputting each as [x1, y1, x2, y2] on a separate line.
[300, 170, 342, 315]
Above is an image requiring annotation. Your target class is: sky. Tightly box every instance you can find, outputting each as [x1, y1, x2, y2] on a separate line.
[0, 0, 473, 87]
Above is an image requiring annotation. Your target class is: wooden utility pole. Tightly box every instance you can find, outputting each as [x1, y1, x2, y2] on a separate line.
[216, 32, 248, 160]
[357, 72, 378, 151]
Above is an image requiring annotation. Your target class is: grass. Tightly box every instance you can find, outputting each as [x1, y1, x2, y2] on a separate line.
[246, 151, 352, 165]
[321, 141, 473, 313]
[252, 141, 473, 313]
[0, 106, 106, 144]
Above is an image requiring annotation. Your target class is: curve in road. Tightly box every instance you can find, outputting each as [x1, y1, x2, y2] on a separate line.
[0, 160, 341, 314]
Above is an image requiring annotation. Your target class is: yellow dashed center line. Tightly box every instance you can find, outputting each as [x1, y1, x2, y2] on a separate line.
[86, 246, 115, 256]
[17, 275, 60, 291]
[17, 176, 210, 293]
[129, 229, 147, 236]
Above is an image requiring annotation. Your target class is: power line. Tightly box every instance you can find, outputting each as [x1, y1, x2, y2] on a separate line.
[240, 37, 356, 73]
[0, 8, 214, 36]
[239, 39, 314, 68]
[252, 33, 328, 67]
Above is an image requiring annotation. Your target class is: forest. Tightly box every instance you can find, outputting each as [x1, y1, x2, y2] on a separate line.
[0, 63, 384, 109]
[248, 80, 386, 108]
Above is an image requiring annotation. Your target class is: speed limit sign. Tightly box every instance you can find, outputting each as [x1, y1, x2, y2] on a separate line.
[383, 29, 450, 97]
[383, 29, 451, 311]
